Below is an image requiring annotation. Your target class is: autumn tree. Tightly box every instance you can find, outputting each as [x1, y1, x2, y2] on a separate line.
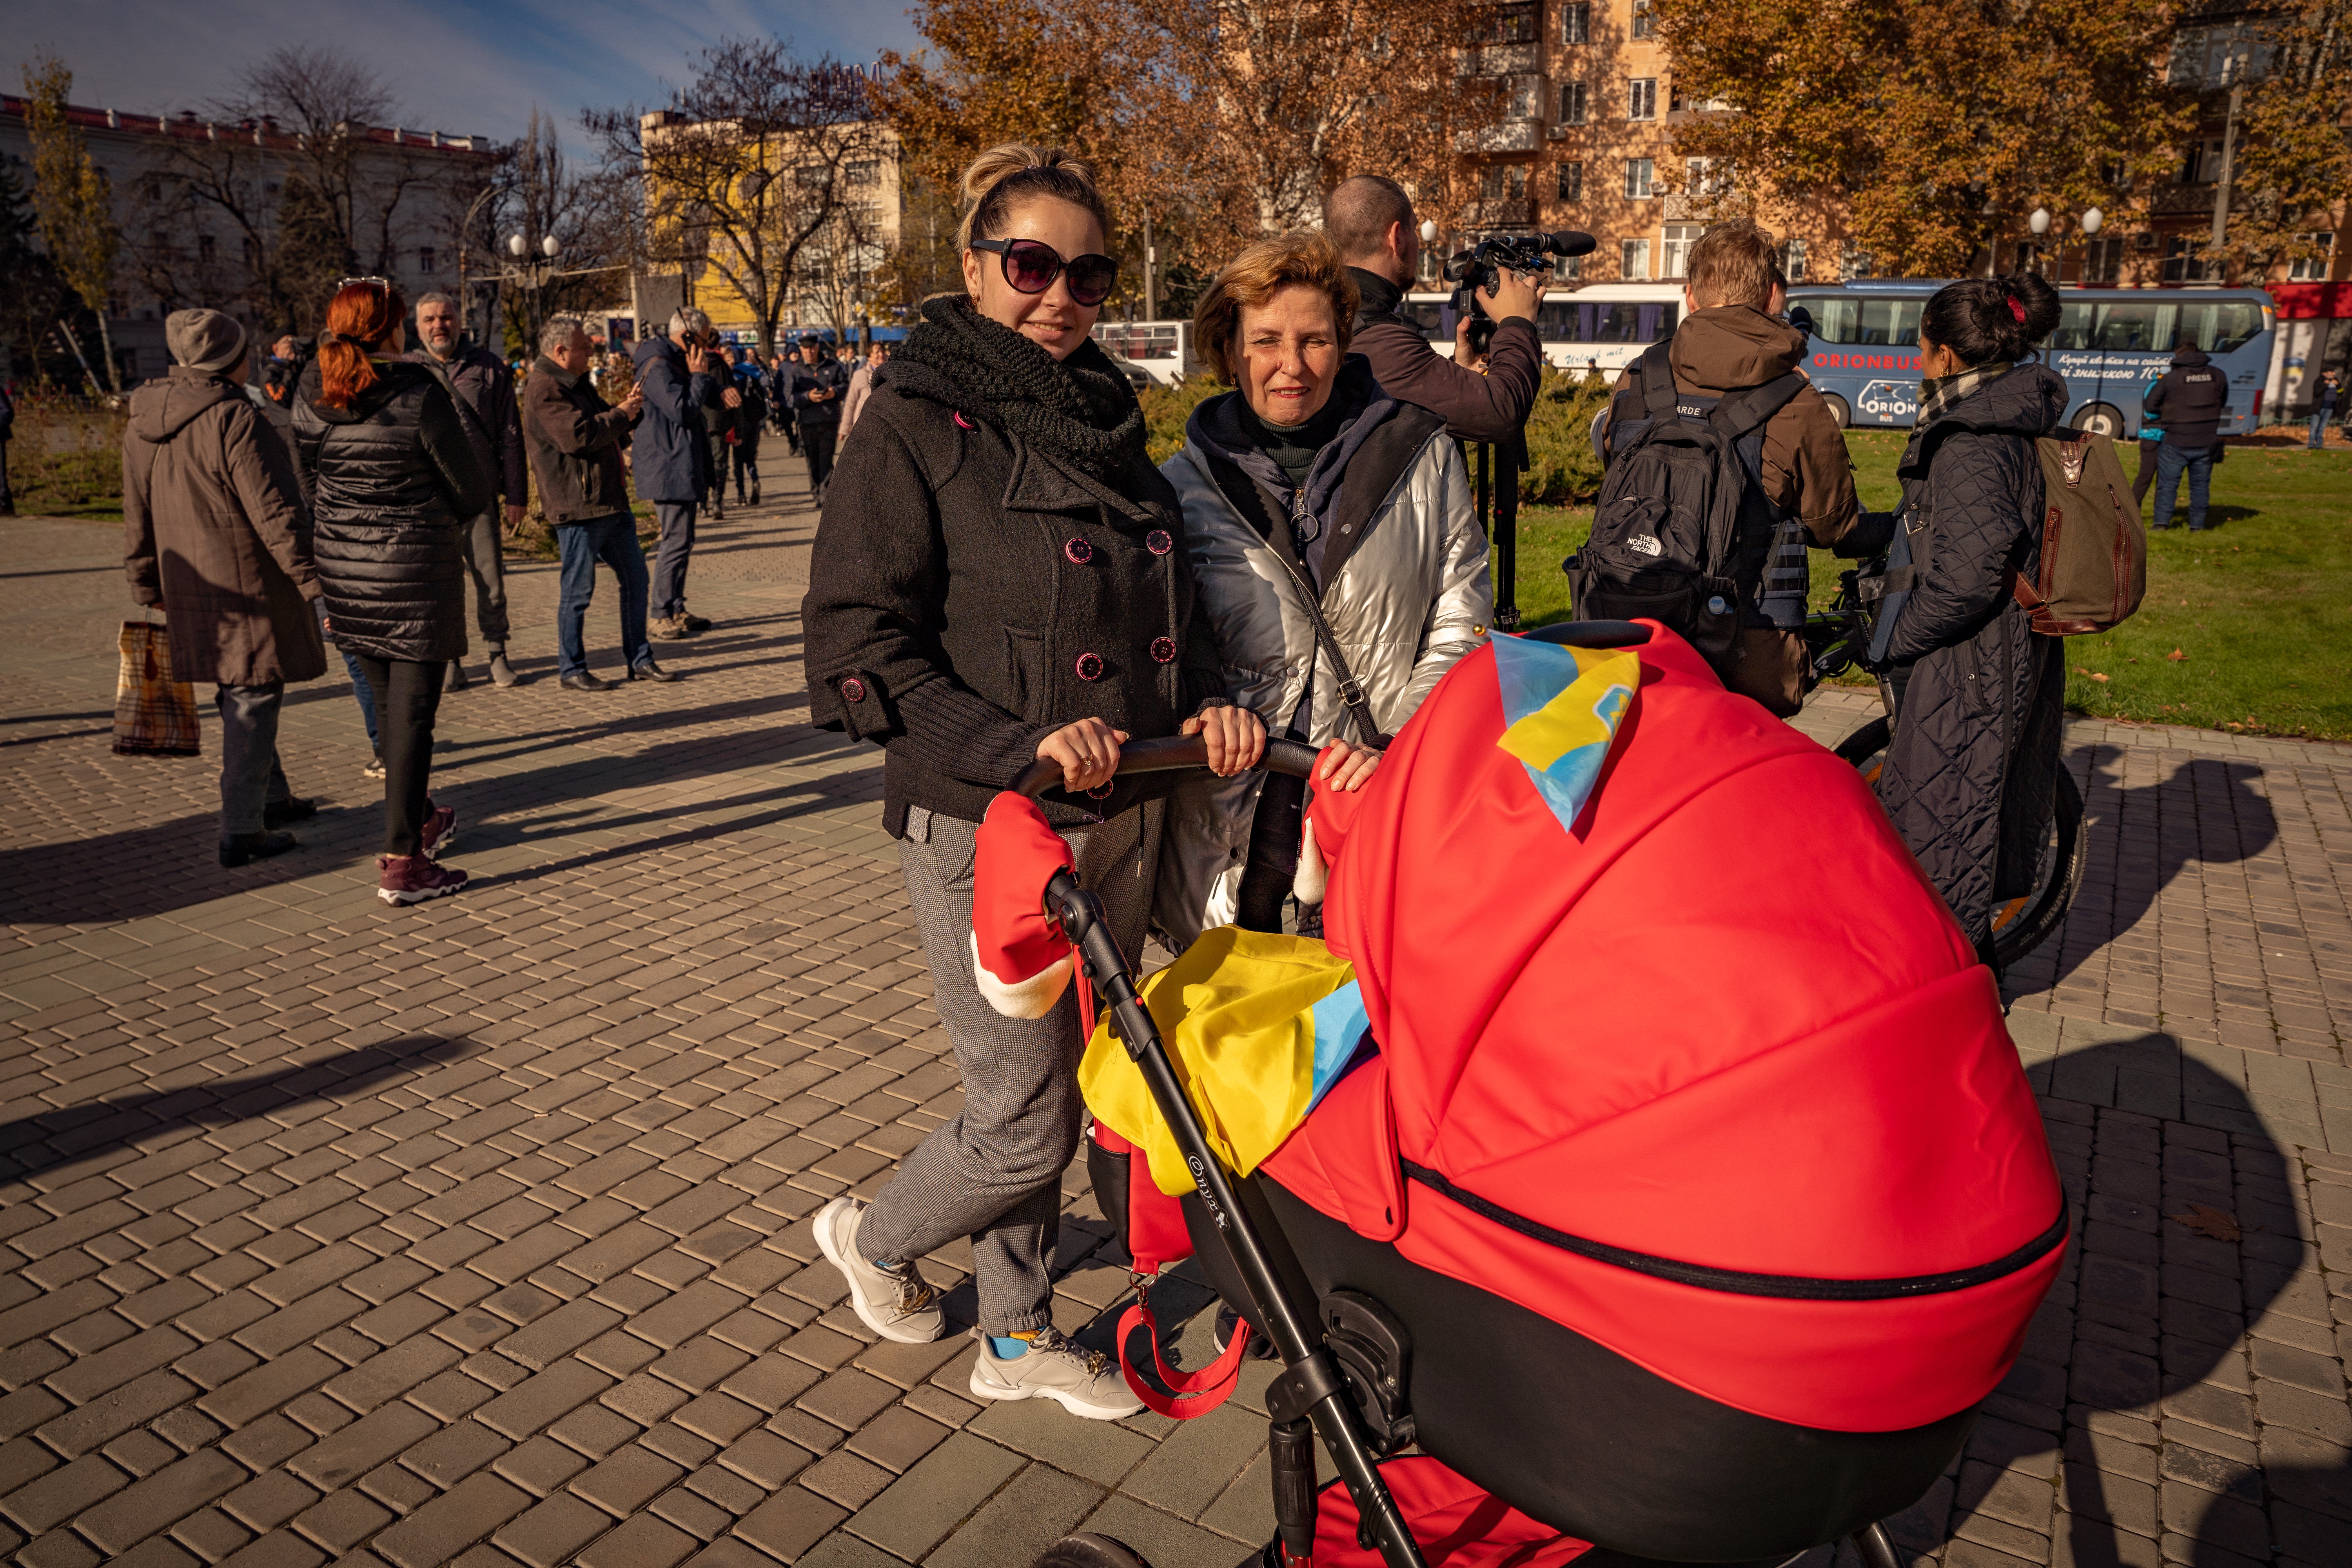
[2193, 0, 2352, 281]
[489, 109, 627, 355]
[1658, 0, 2193, 277]
[0, 160, 72, 383]
[589, 38, 887, 356]
[22, 54, 123, 391]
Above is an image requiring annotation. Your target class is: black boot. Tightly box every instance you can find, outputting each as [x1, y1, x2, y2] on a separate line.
[220, 830, 300, 867]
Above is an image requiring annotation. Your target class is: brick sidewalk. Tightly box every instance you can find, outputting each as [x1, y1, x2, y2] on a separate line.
[2, 450, 2346, 1568]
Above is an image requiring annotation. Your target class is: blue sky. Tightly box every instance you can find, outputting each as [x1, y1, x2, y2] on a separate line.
[2, 0, 925, 151]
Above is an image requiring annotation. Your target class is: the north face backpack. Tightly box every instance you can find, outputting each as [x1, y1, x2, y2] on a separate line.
[2013, 430, 2146, 635]
[1567, 339, 1807, 679]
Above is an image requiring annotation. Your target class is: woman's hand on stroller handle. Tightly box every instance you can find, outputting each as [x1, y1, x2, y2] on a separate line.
[1317, 738, 1381, 793]
[1180, 704, 1267, 777]
[1034, 718, 1130, 794]
[1011, 732, 1324, 798]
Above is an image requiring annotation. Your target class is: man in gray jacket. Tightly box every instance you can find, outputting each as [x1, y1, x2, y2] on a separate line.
[411, 292, 527, 687]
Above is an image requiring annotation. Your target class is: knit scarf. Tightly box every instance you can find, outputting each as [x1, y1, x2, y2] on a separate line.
[886, 294, 1151, 491]
[1917, 360, 2013, 425]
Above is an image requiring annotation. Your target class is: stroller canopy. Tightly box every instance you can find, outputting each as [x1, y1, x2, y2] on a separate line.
[1263, 624, 2064, 1433]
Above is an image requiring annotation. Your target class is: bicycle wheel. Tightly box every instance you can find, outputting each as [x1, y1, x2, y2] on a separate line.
[1830, 716, 2085, 968]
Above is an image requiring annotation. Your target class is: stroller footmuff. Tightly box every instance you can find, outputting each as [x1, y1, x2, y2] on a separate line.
[975, 622, 2065, 1568]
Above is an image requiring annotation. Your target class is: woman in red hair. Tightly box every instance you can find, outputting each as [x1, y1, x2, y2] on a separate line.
[292, 280, 492, 905]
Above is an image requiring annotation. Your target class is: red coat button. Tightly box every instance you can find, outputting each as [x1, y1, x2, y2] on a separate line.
[840, 677, 866, 702]
[1065, 538, 1094, 565]
[1074, 652, 1105, 682]
[1146, 529, 1174, 555]
[1151, 637, 1177, 664]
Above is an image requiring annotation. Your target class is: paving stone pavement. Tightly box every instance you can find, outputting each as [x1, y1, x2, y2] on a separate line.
[2, 446, 2347, 1568]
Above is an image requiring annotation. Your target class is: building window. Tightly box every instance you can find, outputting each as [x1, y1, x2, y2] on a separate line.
[1662, 223, 1702, 279]
[1780, 237, 1808, 283]
[1557, 160, 1584, 203]
[197, 234, 217, 265]
[2180, 137, 2227, 185]
[2288, 233, 2334, 281]
[1554, 252, 1583, 281]
[1840, 243, 1875, 281]
[1684, 157, 1727, 197]
[1470, 2, 1539, 44]
[1621, 238, 1653, 280]
[2162, 236, 2219, 283]
[1508, 76, 1540, 120]
[1632, 0, 1655, 40]
[1559, 81, 1587, 125]
[1561, 2, 1590, 44]
[1628, 78, 1657, 121]
[419, 246, 437, 274]
[1624, 158, 1655, 199]
[2081, 236, 2123, 284]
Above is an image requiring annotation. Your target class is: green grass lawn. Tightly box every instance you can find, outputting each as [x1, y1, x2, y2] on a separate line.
[1512, 433, 2352, 741]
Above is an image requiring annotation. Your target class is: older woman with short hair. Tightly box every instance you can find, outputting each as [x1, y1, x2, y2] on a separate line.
[1158, 229, 1494, 943]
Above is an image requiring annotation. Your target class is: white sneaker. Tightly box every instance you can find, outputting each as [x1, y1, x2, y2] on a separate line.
[813, 1197, 943, 1345]
[969, 1327, 1144, 1420]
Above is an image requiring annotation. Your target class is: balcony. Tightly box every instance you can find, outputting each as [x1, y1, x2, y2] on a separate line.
[1460, 43, 1539, 76]
[1465, 198, 1534, 228]
[1457, 121, 1542, 154]
[2151, 182, 2246, 216]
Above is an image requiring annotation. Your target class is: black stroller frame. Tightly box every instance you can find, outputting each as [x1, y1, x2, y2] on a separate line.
[1011, 626, 1911, 1568]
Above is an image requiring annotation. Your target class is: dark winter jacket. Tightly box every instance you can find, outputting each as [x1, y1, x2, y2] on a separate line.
[291, 358, 494, 662]
[630, 334, 717, 503]
[1346, 266, 1543, 444]
[730, 365, 769, 440]
[803, 361, 1228, 835]
[790, 358, 852, 426]
[1874, 364, 2070, 956]
[0, 381, 13, 439]
[522, 356, 637, 524]
[406, 341, 528, 505]
[2142, 346, 2227, 450]
[122, 368, 326, 687]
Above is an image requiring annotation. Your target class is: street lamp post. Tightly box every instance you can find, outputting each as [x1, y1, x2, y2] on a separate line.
[2033, 206, 2117, 434]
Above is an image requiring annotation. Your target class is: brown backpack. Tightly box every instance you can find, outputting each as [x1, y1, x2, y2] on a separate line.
[2012, 431, 2146, 635]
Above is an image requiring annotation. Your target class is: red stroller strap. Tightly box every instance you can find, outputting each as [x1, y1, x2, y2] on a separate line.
[1115, 1289, 1251, 1419]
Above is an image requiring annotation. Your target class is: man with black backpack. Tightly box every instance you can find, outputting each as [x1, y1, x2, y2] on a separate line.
[1575, 221, 1858, 715]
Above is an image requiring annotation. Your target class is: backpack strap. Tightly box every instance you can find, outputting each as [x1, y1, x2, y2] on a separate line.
[1708, 372, 1808, 439]
[1637, 339, 1680, 425]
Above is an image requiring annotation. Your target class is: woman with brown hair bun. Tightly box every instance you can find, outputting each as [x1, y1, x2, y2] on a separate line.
[803, 143, 1263, 1420]
[292, 279, 492, 906]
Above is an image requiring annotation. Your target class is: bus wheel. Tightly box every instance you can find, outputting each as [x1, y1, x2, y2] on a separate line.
[1822, 393, 1850, 429]
[2075, 403, 2125, 438]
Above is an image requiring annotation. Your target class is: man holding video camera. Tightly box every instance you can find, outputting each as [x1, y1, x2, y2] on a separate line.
[1325, 174, 1546, 443]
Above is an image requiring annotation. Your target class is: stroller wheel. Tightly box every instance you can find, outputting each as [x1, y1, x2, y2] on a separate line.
[1033, 1534, 1152, 1568]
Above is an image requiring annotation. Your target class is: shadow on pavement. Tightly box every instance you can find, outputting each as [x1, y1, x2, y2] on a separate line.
[2036, 753, 2278, 993]
[1949, 1036, 2305, 1567]
[0, 1034, 482, 1183]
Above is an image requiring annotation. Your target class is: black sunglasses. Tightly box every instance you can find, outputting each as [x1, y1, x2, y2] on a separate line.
[971, 238, 1118, 307]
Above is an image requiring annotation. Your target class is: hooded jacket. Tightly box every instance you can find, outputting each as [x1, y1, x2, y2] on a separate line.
[2141, 346, 2227, 450]
[1875, 364, 2070, 954]
[629, 334, 717, 503]
[122, 367, 326, 687]
[522, 354, 637, 524]
[292, 358, 493, 663]
[405, 340, 527, 504]
[1156, 356, 1493, 942]
[1606, 306, 1860, 714]
[802, 352, 1229, 835]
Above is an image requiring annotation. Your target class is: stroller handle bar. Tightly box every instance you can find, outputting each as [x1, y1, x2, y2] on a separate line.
[1011, 733, 1323, 799]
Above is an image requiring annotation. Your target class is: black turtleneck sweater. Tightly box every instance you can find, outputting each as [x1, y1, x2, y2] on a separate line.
[1239, 397, 1349, 492]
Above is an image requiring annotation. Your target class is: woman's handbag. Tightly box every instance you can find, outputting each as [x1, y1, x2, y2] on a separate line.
[113, 617, 201, 757]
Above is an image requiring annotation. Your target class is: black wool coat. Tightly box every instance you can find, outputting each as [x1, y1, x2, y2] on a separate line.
[1876, 365, 2070, 955]
[292, 359, 494, 663]
[803, 367, 1227, 834]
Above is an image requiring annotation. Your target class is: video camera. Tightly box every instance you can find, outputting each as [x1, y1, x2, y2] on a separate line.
[1443, 230, 1596, 353]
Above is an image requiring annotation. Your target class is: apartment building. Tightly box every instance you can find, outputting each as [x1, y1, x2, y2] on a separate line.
[0, 95, 494, 380]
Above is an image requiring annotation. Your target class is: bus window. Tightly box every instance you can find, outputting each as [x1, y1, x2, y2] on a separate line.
[1537, 301, 1577, 341]
[1577, 300, 1679, 343]
[2060, 302, 2178, 354]
[1404, 299, 1447, 337]
[1808, 298, 1920, 346]
[2176, 301, 2262, 354]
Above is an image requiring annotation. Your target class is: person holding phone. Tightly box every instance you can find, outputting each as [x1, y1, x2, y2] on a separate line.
[630, 309, 726, 639]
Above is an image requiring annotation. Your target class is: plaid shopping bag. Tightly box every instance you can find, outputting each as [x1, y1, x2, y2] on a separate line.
[113, 619, 200, 757]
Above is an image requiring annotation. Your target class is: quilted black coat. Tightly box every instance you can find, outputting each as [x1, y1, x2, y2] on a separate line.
[1875, 365, 2070, 959]
[292, 359, 494, 663]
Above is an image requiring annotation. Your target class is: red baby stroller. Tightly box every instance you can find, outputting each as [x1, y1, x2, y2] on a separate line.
[982, 621, 2067, 1568]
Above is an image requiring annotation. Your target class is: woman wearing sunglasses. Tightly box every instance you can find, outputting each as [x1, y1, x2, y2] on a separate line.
[803, 143, 1263, 1420]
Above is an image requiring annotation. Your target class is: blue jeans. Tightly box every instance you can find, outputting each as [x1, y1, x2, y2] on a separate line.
[557, 512, 653, 675]
[2312, 411, 2334, 449]
[2151, 443, 2212, 531]
[319, 599, 376, 750]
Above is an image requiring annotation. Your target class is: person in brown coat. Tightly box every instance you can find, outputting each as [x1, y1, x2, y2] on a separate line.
[1601, 221, 1860, 713]
[123, 308, 328, 867]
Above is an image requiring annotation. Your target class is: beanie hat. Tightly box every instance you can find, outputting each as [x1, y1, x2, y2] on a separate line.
[166, 309, 248, 376]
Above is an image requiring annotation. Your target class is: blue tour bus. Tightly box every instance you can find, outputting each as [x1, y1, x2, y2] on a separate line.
[1785, 280, 2277, 437]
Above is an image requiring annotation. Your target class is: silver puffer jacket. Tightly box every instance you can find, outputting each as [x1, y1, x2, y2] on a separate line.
[1154, 370, 1494, 943]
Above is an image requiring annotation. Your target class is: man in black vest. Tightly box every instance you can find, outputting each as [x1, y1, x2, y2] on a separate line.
[1322, 174, 1546, 443]
[2142, 344, 2229, 531]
